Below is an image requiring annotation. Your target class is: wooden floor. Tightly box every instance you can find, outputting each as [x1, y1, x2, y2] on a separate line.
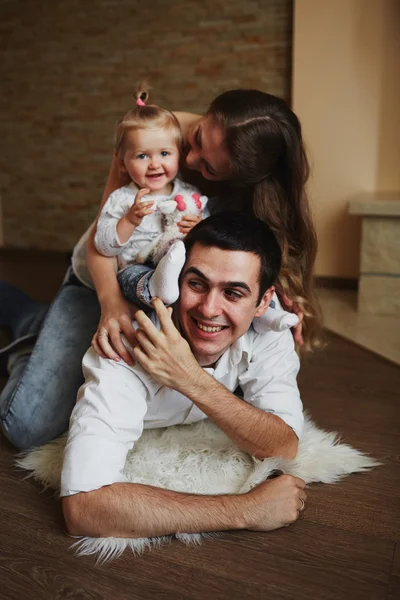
[1, 250, 399, 600]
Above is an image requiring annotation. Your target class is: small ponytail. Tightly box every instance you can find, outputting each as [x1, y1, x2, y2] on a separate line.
[135, 81, 150, 106]
[114, 81, 182, 162]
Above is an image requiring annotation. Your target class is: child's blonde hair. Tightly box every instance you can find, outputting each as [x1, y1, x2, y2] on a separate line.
[115, 83, 182, 155]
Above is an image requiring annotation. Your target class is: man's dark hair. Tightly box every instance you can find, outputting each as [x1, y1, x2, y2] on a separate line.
[184, 211, 282, 304]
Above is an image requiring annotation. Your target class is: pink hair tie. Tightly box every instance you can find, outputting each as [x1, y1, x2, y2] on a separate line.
[136, 98, 146, 106]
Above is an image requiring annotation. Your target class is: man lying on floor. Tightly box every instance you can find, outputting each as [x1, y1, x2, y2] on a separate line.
[61, 212, 307, 538]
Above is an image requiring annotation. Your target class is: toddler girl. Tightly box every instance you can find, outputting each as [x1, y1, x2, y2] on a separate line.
[94, 85, 208, 309]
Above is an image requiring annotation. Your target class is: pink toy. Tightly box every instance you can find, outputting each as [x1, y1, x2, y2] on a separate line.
[192, 193, 202, 210]
[174, 194, 187, 211]
[136, 191, 208, 265]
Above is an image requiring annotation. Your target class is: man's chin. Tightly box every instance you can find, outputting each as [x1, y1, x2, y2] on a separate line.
[187, 334, 230, 367]
[179, 315, 231, 365]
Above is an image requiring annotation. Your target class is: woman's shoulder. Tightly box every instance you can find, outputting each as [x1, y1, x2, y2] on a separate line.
[173, 111, 201, 139]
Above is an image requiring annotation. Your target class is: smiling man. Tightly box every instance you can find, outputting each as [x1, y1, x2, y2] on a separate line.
[61, 212, 306, 539]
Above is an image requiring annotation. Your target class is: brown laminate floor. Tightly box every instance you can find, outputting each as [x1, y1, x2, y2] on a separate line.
[0, 249, 399, 600]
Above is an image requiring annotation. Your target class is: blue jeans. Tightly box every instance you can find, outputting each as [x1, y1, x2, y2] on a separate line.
[0, 271, 100, 450]
[117, 264, 154, 311]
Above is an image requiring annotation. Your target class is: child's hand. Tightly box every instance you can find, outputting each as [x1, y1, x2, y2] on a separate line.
[126, 188, 153, 226]
[178, 212, 202, 235]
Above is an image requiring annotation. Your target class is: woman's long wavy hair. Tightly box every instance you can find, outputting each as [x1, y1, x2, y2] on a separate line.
[208, 89, 322, 352]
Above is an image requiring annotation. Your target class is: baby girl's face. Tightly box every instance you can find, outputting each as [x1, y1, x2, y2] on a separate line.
[121, 128, 180, 193]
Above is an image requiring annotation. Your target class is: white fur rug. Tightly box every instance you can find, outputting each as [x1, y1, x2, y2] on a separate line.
[16, 416, 380, 562]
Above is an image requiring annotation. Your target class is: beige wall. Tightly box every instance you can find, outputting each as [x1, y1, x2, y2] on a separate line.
[0, 0, 293, 251]
[293, 0, 400, 277]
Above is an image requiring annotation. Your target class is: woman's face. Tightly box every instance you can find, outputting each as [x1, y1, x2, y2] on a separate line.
[185, 115, 231, 182]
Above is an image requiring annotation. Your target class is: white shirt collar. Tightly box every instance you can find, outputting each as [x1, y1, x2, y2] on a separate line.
[212, 331, 251, 378]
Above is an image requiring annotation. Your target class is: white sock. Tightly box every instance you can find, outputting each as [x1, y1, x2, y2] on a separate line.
[148, 240, 186, 306]
[253, 308, 299, 333]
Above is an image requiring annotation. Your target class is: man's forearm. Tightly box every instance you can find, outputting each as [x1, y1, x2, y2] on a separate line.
[63, 482, 245, 539]
[182, 372, 298, 459]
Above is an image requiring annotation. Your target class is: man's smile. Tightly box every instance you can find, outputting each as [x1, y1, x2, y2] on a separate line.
[190, 317, 229, 336]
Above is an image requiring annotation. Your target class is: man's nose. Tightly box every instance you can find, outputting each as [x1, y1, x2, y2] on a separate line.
[198, 291, 222, 318]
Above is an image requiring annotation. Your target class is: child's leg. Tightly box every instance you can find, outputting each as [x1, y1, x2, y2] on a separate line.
[118, 241, 186, 309]
[117, 264, 154, 310]
[148, 240, 186, 305]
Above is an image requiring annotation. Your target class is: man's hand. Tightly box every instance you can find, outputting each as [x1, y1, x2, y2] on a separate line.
[132, 298, 204, 393]
[126, 188, 153, 226]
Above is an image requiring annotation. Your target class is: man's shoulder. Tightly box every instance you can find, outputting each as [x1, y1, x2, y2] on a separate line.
[241, 325, 296, 358]
[83, 339, 162, 394]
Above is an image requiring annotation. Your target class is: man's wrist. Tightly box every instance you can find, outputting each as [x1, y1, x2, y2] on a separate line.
[179, 368, 219, 408]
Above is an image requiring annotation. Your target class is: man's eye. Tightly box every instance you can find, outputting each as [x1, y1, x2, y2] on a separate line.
[137, 153, 147, 159]
[189, 280, 205, 291]
[225, 290, 242, 300]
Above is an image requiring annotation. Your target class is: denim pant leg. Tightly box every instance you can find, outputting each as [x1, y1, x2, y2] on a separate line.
[117, 264, 154, 311]
[0, 281, 100, 450]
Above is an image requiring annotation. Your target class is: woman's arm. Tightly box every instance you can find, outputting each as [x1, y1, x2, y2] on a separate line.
[87, 153, 137, 365]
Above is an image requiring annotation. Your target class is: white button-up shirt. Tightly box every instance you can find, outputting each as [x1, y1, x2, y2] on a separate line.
[61, 321, 303, 497]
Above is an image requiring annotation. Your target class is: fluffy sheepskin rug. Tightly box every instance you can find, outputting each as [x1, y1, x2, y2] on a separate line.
[16, 416, 379, 562]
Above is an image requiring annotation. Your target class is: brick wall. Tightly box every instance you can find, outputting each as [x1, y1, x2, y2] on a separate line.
[0, 0, 293, 250]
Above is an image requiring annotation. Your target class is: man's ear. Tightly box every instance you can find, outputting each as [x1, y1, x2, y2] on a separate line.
[254, 286, 275, 318]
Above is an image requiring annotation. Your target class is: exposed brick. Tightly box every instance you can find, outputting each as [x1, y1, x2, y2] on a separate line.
[0, 0, 293, 250]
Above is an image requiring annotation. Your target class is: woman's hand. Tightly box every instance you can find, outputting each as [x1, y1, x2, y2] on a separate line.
[178, 212, 202, 235]
[281, 294, 304, 346]
[91, 291, 138, 365]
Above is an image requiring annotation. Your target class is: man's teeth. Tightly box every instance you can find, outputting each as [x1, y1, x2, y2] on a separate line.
[197, 322, 224, 333]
